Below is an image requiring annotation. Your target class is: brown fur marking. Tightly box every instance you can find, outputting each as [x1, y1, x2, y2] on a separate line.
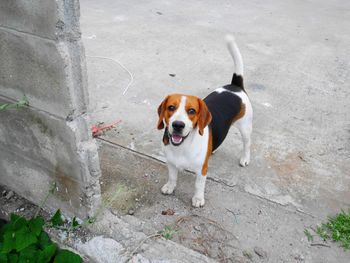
[157, 94, 182, 130]
[197, 99, 212, 135]
[163, 128, 170, 145]
[232, 102, 246, 124]
[201, 127, 213, 176]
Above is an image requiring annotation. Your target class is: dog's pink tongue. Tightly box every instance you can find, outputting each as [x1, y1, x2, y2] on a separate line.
[172, 134, 183, 144]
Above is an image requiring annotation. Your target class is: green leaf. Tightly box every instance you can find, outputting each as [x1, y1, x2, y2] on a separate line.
[37, 232, 51, 249]
[15, 227, 37, 252]
[304, 228, 313, 242]
[0, 219, 7, 230]
[1, 217, 14, 235]
[2, 231, 16, 253]
[37, 244, 57, 263]
[7, 254, 18, 263]
[71, 217, 80, 229]
[28, 217, 44, 237]
[9, 215, 26, 232]
[49, 182, 57, 194]
[159, 226, 176, 240]
[50, 210, 63, 227]
[53, 250, 82, 263]
[314, 209, 350, 250]
[316, 225, 328, 240]
[0, 97, 28, 112]
[0, 104, 9, 111]
[18, 245, 37, 263]
[0, 229, 5, 244]
[0, 253, 7, 263]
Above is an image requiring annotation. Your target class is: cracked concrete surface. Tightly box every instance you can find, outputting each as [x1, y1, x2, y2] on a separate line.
[80, 0, 350, 261]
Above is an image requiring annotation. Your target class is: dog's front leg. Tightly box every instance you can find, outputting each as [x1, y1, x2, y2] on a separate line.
[192, 171, 207, 207]
[161, 163, 178, 194]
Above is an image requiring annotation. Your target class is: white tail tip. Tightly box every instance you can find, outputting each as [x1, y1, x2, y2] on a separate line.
[225, 34, 236, 44]
[225, 34, 244, 76]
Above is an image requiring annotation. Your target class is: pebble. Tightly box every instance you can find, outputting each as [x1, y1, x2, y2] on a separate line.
[294, 254, 305, 261]
[5, 191, 14, 200]
[19, 207, 25, 212]
[128, 209, 135, 215]
[193, 225, 201, 231]
[254, 246, 267, 259]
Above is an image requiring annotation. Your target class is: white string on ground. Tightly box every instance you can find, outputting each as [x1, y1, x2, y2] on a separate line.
[86, 55, 134, 95]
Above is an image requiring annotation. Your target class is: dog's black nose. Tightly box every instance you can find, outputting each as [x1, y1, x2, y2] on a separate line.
[172, 121, 185, 132]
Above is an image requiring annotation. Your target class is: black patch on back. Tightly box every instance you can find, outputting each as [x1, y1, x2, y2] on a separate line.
[223, 84, 243, 93]
[231, 73, 244, 89]
[204, 88, 243, 151]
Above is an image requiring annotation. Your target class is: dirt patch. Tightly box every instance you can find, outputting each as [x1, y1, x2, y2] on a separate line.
[99, 142, 167, 214]
[266, 151, 312, 187]
[172, 214, 247, 263]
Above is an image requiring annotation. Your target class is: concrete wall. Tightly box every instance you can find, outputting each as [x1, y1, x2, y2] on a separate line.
[0, 0, 101, 218]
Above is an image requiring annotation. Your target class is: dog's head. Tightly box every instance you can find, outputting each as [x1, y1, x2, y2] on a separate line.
[157, 94, 212, 146]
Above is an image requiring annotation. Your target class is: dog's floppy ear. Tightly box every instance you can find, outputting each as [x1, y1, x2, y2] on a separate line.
[197, 99, 212, 136]
[157, 96, 169, 130]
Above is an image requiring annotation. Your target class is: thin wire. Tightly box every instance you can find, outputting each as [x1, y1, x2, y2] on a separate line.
[86, 55, 134, 95]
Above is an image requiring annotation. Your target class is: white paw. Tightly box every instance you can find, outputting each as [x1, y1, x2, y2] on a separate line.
[161, 183, 175, 195]
[239, 156, 250, 167]
[192, 196, 205, 207]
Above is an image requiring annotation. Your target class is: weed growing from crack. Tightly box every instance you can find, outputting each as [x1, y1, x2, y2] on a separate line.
[126, 226, 178, 260]
[242, 250, 253, 260]
[304, 228, 313, 242]
[48, 184, 127, 234]
[80, 184, 127, 227]
[305, 209, 350, 250]
[0, 97, 29, 111]
[159, 226, 177, 240]
[317, 210, 350, 250]
[34, 182, 56, 218]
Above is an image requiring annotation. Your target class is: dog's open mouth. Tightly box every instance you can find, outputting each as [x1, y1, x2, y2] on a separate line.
[170, 133, 187, 146]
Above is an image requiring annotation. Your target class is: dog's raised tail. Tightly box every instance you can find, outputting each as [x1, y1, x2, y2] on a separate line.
[225, 34, 244, 88]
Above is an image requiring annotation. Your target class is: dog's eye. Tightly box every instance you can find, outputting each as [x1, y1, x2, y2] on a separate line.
[168, 105, 175, 112]
[188, 108, 196, 115]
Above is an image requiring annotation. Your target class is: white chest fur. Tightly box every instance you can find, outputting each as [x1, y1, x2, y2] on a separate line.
[163, 126, 209, 172]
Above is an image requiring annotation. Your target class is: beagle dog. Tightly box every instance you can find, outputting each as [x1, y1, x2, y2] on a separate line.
[157, 35, 252, 207]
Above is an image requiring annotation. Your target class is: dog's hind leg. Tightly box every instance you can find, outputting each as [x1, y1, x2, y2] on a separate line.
[161, 163, 178, 194]
[237, 123, 252, 166]
[234, 98, 253, 167]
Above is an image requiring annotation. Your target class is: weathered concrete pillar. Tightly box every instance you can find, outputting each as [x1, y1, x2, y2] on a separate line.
[0, 0, 101, 218]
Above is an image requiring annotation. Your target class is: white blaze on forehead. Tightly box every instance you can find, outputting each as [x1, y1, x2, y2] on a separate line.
[172, 96, 187, 121]
[169, 96, 193, 135]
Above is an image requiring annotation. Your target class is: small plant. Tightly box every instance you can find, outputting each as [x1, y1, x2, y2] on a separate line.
[242, 250, 253, 260]
[317, 210, 350, 250]
[0, 214, 82, 263]
[0, 183, 127, 262]
[50, 210, 64, 228]
[0, 97, 29, 112]
[305, 209, 350, 250]
[159, 226, 176, 240]
[304, 228, 313, 242]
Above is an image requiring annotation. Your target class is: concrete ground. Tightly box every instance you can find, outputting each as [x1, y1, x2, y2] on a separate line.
[80, 0, 350, 262]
